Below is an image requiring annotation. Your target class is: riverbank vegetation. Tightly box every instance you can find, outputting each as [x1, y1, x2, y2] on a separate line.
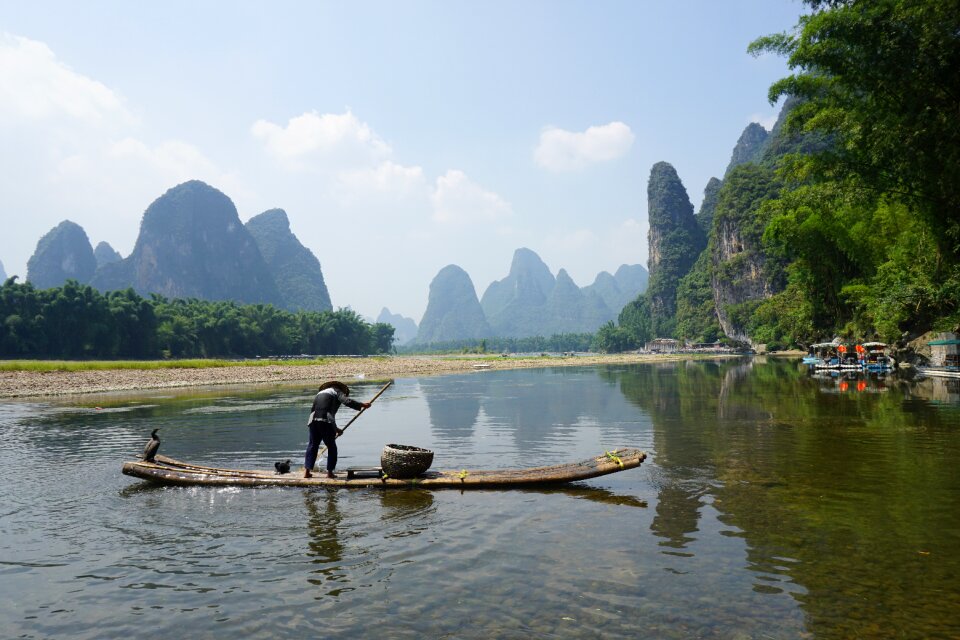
[0, 358, 338, 372]
[0, 279, 394, 359]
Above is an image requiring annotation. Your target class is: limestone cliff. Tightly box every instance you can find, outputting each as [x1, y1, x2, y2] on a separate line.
[543, 269, 612, 335]
[646, 162, 706, 337]
[91, 180, 280, 305]
[245, 208, 332, 312]
[725, 122, 769, 177]
[94, 241, 122, 268]
[26, 220, 97, 289]
[481, 248, 556, 337]
[415, 265, 490, 343]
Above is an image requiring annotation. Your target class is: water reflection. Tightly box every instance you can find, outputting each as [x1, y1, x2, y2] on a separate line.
[420, 376, 485, 441]
[610, 358, 960, 638]
[3, 362, 960, 639]
[422, 368, 653, 456]
[304, 490, 346, 591]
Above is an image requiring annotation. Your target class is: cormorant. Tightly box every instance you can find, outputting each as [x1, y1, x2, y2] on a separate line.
[142, 429, 160, 462]
[275, 459, 291, 474]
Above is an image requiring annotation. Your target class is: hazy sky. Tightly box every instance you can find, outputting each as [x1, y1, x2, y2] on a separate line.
[0, 1, 800, 322]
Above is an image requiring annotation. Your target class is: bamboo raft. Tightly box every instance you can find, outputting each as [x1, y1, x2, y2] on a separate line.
[121, 449, 646, 488]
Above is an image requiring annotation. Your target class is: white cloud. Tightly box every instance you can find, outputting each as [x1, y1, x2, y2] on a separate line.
[0, 34, 248, 276]
[431, 170, 512, 224]
[251, 110, 391, 170]
[534, 121, 634, 172]
[0, 33, 135, 127]
[336, 161, 427, 200]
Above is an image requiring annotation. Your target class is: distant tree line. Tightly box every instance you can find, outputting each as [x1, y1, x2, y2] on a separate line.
[0, 278, 394, 359]
[398, 333, 596, 355]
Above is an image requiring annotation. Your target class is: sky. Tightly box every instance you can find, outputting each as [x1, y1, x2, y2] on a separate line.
[0, 1, 801, 323]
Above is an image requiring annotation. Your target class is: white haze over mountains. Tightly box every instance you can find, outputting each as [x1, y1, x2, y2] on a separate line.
[0, 3, 794, 320]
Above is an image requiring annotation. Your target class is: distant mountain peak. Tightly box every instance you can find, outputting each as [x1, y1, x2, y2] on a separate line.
[93, 241, 122, 268]
[90, 180, 281, 305]
[377, 307, 418, 346]
[27, 220, 97, 289]
[246, 208, 332, 312]
[415, 264, 490, 343]
[725, 122, 770, 177]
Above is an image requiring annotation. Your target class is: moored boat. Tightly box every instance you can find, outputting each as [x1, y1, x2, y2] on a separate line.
[861, 342, 893, 372]
[122, 449, 646, 488]
[809, 342, 861, 370]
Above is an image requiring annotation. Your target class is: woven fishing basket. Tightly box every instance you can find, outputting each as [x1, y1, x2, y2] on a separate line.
[381, 443, 434, 479]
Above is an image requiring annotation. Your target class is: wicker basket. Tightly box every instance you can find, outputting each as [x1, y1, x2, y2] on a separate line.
[381, 443, 434, 479]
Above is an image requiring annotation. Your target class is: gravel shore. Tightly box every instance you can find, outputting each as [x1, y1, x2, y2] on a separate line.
[0, 353, 712, 399]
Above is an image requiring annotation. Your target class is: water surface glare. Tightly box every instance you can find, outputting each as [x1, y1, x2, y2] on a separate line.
[2, 360, 959, 638]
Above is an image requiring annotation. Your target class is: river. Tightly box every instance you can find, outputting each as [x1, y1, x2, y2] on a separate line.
[1, 358, 958, 638]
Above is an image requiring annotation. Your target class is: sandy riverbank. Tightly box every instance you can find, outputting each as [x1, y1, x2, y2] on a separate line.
[0, 353, 742, 399]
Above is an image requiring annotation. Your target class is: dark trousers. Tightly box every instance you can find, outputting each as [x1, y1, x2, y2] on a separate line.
[305, 421, 337, 472]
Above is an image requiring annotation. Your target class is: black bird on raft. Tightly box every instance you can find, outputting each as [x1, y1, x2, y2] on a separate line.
[275, 460, 291, 474]
[142, 429, 160, 462]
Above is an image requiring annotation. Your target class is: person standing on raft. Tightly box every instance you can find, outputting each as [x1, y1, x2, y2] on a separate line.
[304, 381, 371, 478]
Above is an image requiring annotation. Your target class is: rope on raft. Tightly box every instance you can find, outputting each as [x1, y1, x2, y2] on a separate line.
[605, 451, 624, 468]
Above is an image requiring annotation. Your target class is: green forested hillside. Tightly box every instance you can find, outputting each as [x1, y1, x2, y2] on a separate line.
[601, 0, 960, 352]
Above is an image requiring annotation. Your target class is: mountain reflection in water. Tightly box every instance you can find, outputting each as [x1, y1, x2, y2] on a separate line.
[1, 361, 959, 639]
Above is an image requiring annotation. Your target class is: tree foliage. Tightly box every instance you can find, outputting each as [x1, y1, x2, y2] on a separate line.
[749, 0, 960, 245]
[0, 278, 393, 359]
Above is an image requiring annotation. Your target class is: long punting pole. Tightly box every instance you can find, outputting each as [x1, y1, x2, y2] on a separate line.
[318, 380, 393, 458]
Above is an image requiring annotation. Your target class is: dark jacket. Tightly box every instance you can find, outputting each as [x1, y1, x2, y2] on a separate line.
[309, 388, 363, 427]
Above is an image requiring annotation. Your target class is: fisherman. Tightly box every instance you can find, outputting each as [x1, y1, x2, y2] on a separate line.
[304, 381, 371, 479]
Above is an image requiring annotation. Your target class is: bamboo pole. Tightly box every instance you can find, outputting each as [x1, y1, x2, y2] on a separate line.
[318, 380, 393, 458]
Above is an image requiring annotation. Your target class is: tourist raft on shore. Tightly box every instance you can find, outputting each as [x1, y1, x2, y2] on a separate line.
[121, 449, 646, 488]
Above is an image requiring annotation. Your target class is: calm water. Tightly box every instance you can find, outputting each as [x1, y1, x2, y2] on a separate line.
[2, 359, 959, 639]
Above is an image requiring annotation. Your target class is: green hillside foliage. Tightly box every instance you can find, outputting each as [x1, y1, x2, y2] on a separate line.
[0, 278, 393, 359]
[603, 0, 960, 351]
[674, 253, 723, 343]
[245, 209, 333, 313]
[593, 296, 653, 353]
[746, 0, 960, 343]
[646, 162, 706, 338]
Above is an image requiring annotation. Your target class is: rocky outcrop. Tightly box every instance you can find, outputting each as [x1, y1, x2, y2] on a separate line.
[697, 177, 722, 235]
[245, 208, 332, 312]
[92, 181, 280, 304]
[710, 164, 784, 344]
[646, 162, 706, 337]
[725, 122, 769, 176]
[93, 241, 122, 268]
[377, 307, 418, 345]
[416, 265, 490, 343]
[26, 220, 97, 289]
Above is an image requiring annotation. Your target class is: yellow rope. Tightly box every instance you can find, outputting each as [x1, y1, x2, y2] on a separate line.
[605, 451, 624, 468]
